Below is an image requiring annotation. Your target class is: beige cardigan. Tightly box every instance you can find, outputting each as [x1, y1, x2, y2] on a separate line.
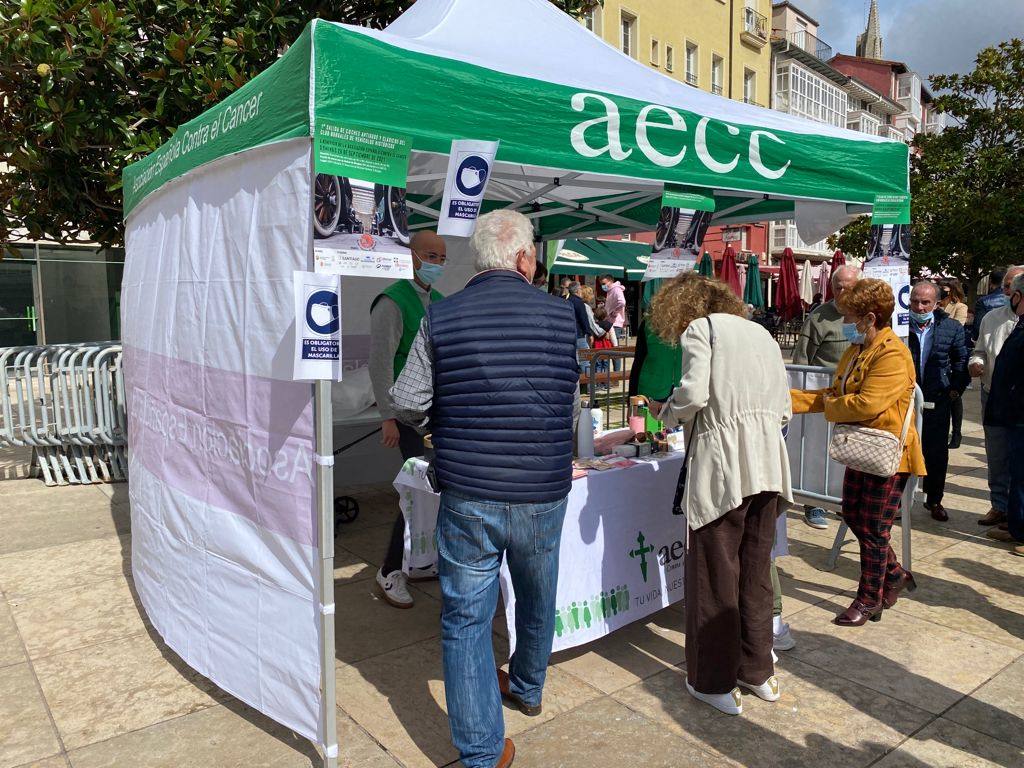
[661, 313, 793, 530]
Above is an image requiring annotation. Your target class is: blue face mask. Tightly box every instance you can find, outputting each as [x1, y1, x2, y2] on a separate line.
[415, 261, 445, 285]
[909, 309, 934, 324]
[842, 322, 866, 345]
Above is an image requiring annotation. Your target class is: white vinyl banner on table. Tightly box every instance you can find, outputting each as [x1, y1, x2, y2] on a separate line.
[437, 139, 499, 237]
[122, 138, 323, 743]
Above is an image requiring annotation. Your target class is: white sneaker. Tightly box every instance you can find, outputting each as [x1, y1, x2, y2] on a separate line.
[738, 675, 781, 702]
[773, 623, 796, 651]
[686, 679, 743, 715]
[408, 564, 438, 582]
[376, 568, 414, 609]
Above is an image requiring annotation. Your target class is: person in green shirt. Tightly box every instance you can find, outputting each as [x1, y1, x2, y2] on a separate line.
[369, 230, 446, 609]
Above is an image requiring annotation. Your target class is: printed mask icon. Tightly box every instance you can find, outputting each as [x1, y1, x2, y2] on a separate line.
[309, 302, 335, 329]
[459, 165, 485, 190]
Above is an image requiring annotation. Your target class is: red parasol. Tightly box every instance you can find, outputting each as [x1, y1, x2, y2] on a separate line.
[824, 250, 847, 301]
[718, 245, 743, 298]
[776, 247, 803, 321]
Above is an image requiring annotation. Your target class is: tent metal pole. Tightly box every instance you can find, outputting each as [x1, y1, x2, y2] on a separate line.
[314, 379, 338, 768]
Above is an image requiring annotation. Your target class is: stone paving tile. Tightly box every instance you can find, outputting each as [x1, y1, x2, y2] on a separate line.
[334, 577, 440, 665]
[13, 756, 70, 768]
[0, 492, 129, 556]
[785, 602, 1020, 715]
[332, 546, 376, 585]
[945, 656, 1024, 750]
[0, 536, 131, 601]
[0, 663, 62, 768]
[613, 657, 933, 768]
[511, 696, 729, 768]
[0, 600, 27, 669]
[872, 718, 1024, 768]
[65, 701, 398, 768]
[333, 488, 404, 533]
[549, 607, 686, 694]
[10, 577, 149, 660]
[335, 523, 392, 570]
[33, 633, 224, 751]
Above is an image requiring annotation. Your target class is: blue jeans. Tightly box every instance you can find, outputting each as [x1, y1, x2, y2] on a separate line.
[437, 490, 568, 768]
[981, 389, 1011, 513]
[576, 337, 590, 376]
[1007, 427, 1024, 543]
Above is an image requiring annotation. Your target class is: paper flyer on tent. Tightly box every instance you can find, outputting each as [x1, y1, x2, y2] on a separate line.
[864, 222, 911, 337]
[437, 139, 499, 237]
[641, 205, 713, 282]
[293, 271, 343, 381]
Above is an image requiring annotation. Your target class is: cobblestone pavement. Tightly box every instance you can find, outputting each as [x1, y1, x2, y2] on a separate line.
[2, 395, 1022, 767]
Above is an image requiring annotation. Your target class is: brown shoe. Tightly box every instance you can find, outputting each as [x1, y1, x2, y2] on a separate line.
[987, 529, 1016, 542]
[834, 599, 883, 626]
[978, 508, 1007, 526]
[929, 504, 949, 522]
[882, 571, 918, 609]
[497, 669, 542, 716]
[496, 738, 516, 768]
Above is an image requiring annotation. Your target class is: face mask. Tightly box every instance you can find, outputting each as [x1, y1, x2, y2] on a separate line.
[909, 310, 934, 324]
[842, 322, 866, 345]
[601, 283, 611, 292]
[415, 261, 445, 285]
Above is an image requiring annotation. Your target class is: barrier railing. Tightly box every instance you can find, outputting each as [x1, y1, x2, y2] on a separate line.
[579, 347, 634, 430]
[786, 364, 923, 572]
[0, 343, 127, 486]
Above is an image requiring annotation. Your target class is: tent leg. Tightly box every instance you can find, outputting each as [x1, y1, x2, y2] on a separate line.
[314, 380, 339, 768]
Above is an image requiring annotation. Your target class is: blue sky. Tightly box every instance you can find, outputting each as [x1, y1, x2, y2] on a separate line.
[784, 0, 1024, 82]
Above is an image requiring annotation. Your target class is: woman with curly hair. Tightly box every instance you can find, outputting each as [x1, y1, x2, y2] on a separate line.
[791, 278, 926, 627]
[649, 272, 793, 716]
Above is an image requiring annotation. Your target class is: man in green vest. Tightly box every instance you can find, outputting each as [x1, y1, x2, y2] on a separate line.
[369, 230, 446, 608]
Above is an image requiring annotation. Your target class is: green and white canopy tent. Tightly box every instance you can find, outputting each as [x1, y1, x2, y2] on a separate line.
[551, 238, 652, 280]
[121, 1, 909, 765]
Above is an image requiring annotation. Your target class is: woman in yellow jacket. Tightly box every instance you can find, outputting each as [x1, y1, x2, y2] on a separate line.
[791, 278, 927, 627]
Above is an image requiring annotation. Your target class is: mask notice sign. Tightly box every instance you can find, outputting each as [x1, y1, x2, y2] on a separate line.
[438, 139, 499, 237]
[293, 271, 342, 381]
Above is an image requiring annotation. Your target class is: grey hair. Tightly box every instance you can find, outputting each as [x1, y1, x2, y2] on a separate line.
[470, 210, 535, 272]
[913, 280, 941, 300]
[1011, 272, 1024, 295]
[566, 281, 581, 295]
[830, 265, 861, 290]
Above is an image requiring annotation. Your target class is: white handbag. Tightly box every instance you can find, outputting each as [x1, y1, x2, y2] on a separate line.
[828, 357, 914, 478]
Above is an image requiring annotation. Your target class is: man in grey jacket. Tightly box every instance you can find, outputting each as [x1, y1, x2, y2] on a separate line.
[791, 264, 860, 529]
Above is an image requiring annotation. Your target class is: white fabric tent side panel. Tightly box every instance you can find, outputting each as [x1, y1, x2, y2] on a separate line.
[122, 138, 323, 742]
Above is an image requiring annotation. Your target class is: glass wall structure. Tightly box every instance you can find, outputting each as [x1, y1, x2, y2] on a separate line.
[773, 60, 848, 128]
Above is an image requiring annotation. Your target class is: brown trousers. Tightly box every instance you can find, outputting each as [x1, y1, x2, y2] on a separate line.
[685, 491, 779, 694]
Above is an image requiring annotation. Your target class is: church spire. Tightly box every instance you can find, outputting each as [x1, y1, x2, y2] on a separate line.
[856, 0, 884, 59]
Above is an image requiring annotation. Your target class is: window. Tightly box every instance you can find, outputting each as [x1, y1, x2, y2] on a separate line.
[665, 44, 674, 72]
[582, 7, 601, 34]
[711, 54, 724, 95]
[685, 42, 698, 86]
[620, 12, 637, 57]
[743, 69, 756, 105]
[650, 38, 659, 66]
[773, 61, 847, 126]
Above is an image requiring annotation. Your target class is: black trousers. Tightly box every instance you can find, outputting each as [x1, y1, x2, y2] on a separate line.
[381, 422, 426, 575]
[921, 397, 952, 507]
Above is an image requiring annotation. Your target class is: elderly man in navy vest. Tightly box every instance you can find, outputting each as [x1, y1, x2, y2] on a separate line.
[369, 230, 447, 609]
[390, 209, 578, 768]
[908, 280, 970, 522]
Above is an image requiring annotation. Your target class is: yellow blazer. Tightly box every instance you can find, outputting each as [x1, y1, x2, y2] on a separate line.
[791, 327, 927, 476]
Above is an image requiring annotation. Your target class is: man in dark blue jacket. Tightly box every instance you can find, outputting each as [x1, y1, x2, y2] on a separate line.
[908, 281, 970, 521]
[390, 209, 578, 768]
[973, 266, 1009, 340]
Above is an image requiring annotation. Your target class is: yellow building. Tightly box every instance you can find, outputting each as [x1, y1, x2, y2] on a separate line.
[581, 0, 772, 106]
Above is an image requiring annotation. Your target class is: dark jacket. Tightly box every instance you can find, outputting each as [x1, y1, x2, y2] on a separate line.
[567, 293, 592, 339]
[973, 290, 1008, 340]
[985, 321, 1024, 427]
[908, 308, 970, 401]
[427, 271, 578, 503]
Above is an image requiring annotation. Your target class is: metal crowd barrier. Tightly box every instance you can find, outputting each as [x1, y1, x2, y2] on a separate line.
[0, 343, 127, 486]
[579, 347, 634, 430]
[786, 364, 923, 572]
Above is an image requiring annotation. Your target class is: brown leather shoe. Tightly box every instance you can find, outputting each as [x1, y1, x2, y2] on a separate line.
[834, 599, 883, 626]
[987, 528, 1016, 542]
[497, 669, 541, 716]
[496, 738, 516, 768]
[882, 571, 918, 609]
[929, 503, 949, 522]
[979, 508, 1007, 526]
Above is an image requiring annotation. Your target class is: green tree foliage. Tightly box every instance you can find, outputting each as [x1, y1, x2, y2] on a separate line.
[0, 0, 598, 253]
[826, 215, 870, 258]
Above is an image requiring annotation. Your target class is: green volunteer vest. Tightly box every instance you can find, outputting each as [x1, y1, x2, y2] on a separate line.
[637, 323, 682, 402]
[372, 280, 444, 380]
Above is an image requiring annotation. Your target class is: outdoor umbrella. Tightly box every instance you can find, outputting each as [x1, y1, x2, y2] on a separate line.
[776, 247, 803, 321]
[799, 259, 815, 306]
[743, 254, 765, 308]
[816, 261, 831, 301]
[719, 246, 743, 298]
[697, 251, 714, 278]
[824, 250, 846, 301]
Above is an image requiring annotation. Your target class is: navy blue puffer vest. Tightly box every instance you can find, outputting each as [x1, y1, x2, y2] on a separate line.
[427, 270, 578, 503]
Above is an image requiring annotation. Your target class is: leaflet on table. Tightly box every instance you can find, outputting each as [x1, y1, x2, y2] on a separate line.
[311, 130, 414, 279]
[641, 200, 714, 282]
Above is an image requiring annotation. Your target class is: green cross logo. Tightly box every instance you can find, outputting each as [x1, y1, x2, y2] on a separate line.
[628, 531, 655, 583]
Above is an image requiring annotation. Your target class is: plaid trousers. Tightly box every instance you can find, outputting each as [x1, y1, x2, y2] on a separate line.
[841, 469, 910, 605]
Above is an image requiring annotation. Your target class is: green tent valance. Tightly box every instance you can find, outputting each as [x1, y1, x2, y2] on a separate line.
[551, 238, 651, 279]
